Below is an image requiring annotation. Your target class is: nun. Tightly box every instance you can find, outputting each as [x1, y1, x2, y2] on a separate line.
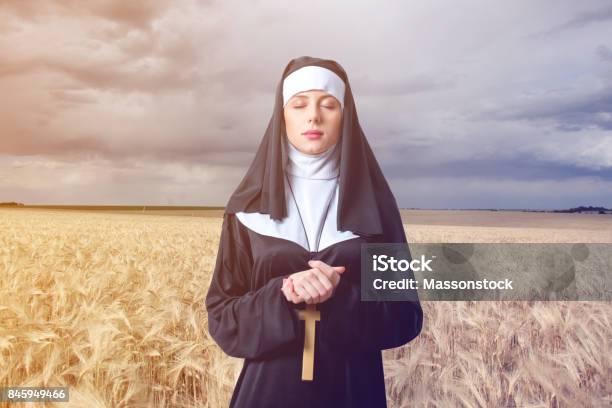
[205, 56, 423, 408]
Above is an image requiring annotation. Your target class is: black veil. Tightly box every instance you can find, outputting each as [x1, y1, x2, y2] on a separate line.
[225, 56, 404, 241]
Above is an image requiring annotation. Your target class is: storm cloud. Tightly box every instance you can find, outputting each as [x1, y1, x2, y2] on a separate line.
[1, 0, 610, 208]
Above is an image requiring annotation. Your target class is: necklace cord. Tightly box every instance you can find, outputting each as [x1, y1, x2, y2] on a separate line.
[285, 173, 337, 253]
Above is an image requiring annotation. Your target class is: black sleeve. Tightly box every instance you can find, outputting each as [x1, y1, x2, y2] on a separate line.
[205, 214, 300, 359]
[319, 278, 423, 353]
[319, 214, 424, 353]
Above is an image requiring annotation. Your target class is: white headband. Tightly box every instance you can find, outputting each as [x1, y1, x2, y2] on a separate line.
[282, 65, 345, 109]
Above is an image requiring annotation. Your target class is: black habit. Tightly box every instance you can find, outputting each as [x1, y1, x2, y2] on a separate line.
[205, 56, 423, 408]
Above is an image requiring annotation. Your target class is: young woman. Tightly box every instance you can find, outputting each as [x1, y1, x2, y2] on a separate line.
[205, 56, 423, 408]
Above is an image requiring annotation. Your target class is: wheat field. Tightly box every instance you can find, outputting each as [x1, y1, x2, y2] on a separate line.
[0, 208, 610, 407]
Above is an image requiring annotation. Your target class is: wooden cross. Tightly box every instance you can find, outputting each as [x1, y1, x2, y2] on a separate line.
[298, 304, 320, 381]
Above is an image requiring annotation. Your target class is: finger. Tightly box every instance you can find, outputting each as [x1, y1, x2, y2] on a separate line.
[289, 288, 302, 303]
[329, 267, 345, 289]
[308, 260, 335, 279]
[295, 287, 313, 304]
[292, 291, 303, 303]
[333, 266, 346, 274]
[302, 279, 324, 303]
[331, 267, 346, 285]
[281, 288, 289, 301]
[309, 260, 346, 280]
[283, 281, 296, 300]
[308, 260, 345, 271]
[281, 279, 290, 298]
[293, 282, 313, 303]
[306, 273, 328, 297]
[310, 267, 343, 291]
[313, 271, 333, 292]
[287, 279, 303, 303]
[300, 279, 322, 303]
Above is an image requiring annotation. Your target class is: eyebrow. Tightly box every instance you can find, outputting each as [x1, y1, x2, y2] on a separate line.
[290, 94, 337, 102]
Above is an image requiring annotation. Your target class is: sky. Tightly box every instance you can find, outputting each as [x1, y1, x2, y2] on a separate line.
[1, 0, 611, 210]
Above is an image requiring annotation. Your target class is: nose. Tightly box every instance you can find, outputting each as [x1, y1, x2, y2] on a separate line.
[306, 104, 321, 124]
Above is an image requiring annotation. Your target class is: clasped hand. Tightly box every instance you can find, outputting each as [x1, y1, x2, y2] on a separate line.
[281, 260, 346, 305]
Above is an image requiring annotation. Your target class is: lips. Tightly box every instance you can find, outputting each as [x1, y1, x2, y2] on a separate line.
[303, 130, 323, 140]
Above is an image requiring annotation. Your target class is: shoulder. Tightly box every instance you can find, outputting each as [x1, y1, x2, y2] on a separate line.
[233, 211, 274, 234]
[220, 213, 253, 252]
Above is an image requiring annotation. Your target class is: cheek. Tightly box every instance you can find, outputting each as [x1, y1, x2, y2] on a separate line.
[325, 112, 342, 136]
[285, 111, 304, 128]
[284, 112, 300, 134]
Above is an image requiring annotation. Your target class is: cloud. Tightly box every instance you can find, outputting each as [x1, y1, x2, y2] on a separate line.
[352, 73, 453, 96]
[478, 84, 612, 131]
[527, 3, 612, 39]
[596, 44, 612, 62]
[0, 154, 243, 205]
[0, 0, 610, 208]
[0, 0, 176, 30]
[391, 176, 612, 210]
[0, 0, 215, 98]
[383, 154, 612, 183]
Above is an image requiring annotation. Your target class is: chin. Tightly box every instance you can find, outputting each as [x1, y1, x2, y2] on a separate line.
[305, 145, 326, 155]
[305, 140, 332, 154]
[289, 137, 331, 155]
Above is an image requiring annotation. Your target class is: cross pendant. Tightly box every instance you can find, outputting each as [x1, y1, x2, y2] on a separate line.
[298, 303, 320, 381]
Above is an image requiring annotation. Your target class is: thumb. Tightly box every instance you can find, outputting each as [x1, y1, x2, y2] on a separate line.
[309, 260, 343, 276]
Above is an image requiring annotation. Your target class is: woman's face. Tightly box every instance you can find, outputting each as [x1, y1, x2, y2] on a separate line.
[283, 90, 342, 155]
